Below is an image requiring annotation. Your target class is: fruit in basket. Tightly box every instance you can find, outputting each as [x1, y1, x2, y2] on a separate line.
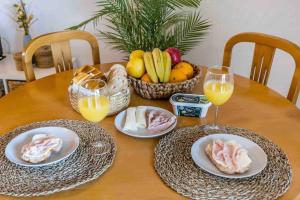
[126, 58, 145, 78]
[162, 51, 172, 83]
[166, 48, 182, 65]
[130, 50, 145, 60]
[128, 48, 192, 84]
[169, 69, 188, 83]
[143, 52, 158, 83]
[174, 62, 194, 79]
[152, 48, 165, 82]
[141, 73, 152, 83]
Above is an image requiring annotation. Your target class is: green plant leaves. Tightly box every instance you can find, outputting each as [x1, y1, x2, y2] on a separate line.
[172, 11, 210, 54]
[166, 0, 202, 8]
[70, 0, 210, 55]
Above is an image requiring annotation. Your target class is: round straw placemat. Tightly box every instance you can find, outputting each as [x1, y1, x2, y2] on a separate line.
[154, 125, 292, 200]
[0, 119, 116, 197]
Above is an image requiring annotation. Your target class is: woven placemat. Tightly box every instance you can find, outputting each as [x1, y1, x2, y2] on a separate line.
[0, 119, 116, 197]
[154, 125, 292, 200]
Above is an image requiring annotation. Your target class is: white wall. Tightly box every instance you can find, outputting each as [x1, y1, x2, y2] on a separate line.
[0, 0, 299, 107]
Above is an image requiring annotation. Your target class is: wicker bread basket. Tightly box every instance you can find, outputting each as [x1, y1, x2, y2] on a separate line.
[12, 52, 23, 71]
[35, 46, 54, 68]
[68, 84, 130, 116]
[128, 64, 201, 99]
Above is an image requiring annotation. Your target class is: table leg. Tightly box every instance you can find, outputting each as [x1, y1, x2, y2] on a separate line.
[3, 79, 9, 94]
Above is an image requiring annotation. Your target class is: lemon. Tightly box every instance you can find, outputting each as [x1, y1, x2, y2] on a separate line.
[126, 58, 145, 78]
[130, 50, 145, 60]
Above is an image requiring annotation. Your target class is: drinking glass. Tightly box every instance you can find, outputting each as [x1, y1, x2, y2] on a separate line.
[77, 79, 110, 155]
[77, 79, 110, 123]
[203, 66, 234, 131]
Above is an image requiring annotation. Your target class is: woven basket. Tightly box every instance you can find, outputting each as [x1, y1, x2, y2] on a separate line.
[12, 52, 23, 71]
[129, 64, 201, 99]
[68, 85, 130, 116]
[35, 46, 54, 68]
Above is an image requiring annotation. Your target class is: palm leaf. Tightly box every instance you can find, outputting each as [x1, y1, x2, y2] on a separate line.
[70, 0, 210, 55]
[166, 0, 202, 8]
[173, 11, 210, 54]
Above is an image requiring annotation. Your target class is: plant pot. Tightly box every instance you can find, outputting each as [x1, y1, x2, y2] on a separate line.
[12, 52, 23, 71]
[23, 34, 32, 47]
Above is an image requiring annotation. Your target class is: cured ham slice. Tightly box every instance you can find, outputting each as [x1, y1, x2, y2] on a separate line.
[147, 110, 176, 133]
[21, 134, 63, 163]
[205, 139, 251, 174]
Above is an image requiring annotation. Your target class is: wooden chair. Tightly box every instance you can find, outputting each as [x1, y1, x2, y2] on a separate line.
[22, 30, 100, 82]
[223, 32, 300, 104]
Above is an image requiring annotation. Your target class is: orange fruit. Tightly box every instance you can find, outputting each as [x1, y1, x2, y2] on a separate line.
[141, 73, 152, 83]
[169, 69, 188, 83]
[174, 62, 194, 79]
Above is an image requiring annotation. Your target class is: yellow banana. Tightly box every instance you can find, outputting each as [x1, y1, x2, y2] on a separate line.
[162, 51, 172, 83]
[143, 52, 158, 83]
[152, 48, 164, 82]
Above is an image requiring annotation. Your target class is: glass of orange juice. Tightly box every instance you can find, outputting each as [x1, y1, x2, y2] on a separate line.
[77, 79, 110, 123]
[203, 66, 234, 131]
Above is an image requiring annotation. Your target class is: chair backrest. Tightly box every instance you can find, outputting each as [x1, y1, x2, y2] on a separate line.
[223, 32, 300, 104]
[22, 30, 100, 82]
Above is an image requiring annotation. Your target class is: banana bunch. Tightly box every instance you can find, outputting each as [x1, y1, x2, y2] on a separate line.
[143, 48, 172, 83]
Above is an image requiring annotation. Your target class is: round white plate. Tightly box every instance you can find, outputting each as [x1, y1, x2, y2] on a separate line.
[115, 106, 177, 138]
[5, 127, 80, 167]
[191, 134, 268, 179]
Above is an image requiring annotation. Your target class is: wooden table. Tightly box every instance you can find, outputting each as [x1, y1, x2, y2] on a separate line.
[0, 63, 299, 200]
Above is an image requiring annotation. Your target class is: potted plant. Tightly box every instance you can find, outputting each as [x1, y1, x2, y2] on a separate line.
[12, 0, 35, 71]
[13, 2, 54, 70]
[71, 0, 211, 99]
[70, 0, 210, 55]
[13, 0, 35, 47]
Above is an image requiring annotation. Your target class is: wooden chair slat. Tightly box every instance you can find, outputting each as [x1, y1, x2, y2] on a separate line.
[22, 30, 100, 82]
[50, 41, 73, 72]
[222, 32, 300, 104]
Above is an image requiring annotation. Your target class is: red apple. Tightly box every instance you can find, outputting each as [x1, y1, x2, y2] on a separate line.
[166, 47, 182, 65]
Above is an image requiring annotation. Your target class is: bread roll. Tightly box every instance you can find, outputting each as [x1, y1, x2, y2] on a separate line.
[107, 64, 128, 95]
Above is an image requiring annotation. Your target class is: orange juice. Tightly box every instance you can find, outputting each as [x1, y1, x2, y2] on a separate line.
[204, 80, 234, 106]
[78, 96, 110, 122]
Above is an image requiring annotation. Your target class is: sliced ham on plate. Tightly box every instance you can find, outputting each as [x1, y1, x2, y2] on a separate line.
[147, 110, 176, 133]
[21, 134, 63, 163]
[205, 139, 252, 174]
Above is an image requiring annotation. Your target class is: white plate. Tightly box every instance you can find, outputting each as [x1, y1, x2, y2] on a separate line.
[5, 127, 80, 167]
[115, 106, 177, 138]
[191, 134, 268, 179]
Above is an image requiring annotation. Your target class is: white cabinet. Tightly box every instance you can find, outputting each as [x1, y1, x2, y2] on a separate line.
[0, 54, 76, 94]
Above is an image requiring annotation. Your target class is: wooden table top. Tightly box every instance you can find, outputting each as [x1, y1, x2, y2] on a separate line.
[0, 63, 299, 200]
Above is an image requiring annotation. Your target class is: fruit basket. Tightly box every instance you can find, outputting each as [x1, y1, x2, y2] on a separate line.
[129, 63, 201, 99]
